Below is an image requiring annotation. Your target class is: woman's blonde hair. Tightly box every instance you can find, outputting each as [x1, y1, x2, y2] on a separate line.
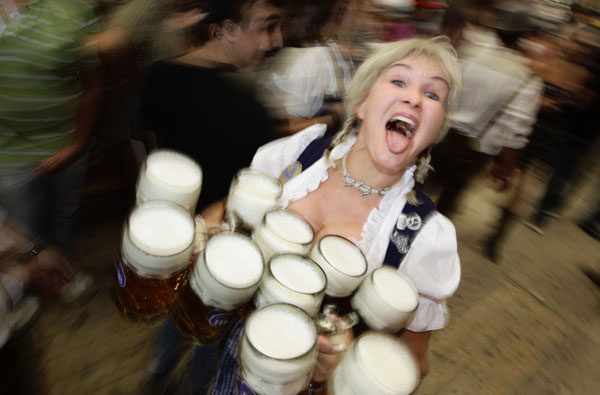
[330, 36, 461, 195]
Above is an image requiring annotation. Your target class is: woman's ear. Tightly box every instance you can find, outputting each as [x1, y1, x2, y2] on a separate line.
[356, 101, 365, 120]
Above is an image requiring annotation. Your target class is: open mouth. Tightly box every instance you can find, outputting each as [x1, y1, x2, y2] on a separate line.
[386, 116, 416, 140]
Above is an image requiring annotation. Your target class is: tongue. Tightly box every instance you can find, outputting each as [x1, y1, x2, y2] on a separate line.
[386, 129, 410, 154]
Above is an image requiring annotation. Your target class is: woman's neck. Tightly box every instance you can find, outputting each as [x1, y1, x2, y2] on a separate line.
[343, 145, 406, 191]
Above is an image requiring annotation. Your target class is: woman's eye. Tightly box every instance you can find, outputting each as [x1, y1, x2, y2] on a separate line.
[392, 80, 406, 87]
[425, 92, 440, 101]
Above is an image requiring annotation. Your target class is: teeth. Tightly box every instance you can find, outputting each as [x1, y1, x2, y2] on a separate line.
[390, 115, 415, 128]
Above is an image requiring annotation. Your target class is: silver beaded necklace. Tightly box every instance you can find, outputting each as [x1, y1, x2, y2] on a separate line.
[341, 152, 391, 197]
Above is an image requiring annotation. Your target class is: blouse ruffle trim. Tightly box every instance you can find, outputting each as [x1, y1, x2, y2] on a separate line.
[279, 132, 355, 207]
[356, 166, 416, 256]
[280, 131, 417, 261]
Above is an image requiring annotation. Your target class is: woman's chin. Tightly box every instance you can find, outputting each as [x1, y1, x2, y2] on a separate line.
[373, 154, 411, 176]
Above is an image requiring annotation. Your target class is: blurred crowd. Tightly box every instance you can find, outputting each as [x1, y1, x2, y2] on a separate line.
[1, 0, 600, 392]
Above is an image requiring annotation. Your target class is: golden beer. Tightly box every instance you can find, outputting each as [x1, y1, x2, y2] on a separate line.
[173, 232, 264, 345]
[172, 275, 236, 344]
[114, 257, 187, 322]
[114, 201, 195, 323]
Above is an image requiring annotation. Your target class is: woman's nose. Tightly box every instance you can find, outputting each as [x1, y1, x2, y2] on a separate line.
[401, 86, 422, 108]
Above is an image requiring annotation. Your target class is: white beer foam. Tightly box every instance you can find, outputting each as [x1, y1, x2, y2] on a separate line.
[357, 333, 420, 394]
[146, 150, 202, 193]
[129, 204, 194, 256]
[373, 267, 419, 311]
[247, 305, 316, 360]
[320, 236, 366, 276]
[265, 210, 313, 245]
[237, 170, 282, 199]
[271, 255, 325, 294]
[226, 170, 282, 228]
[205, 233, 263, 288]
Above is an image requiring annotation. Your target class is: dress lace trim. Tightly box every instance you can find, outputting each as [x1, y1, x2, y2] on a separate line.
[279, 134, 417, 262]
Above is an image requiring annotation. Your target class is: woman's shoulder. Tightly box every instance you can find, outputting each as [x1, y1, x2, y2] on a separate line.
[250, 124, 328, 177]
[399, 211, 460, 300]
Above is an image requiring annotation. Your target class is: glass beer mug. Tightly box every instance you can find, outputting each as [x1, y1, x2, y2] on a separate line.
[309, 235, 367, 314]
[225, 168, 282, 233]
[136, 149, 202, 212]
[351, 266, 419, 332]
[328, 332, 420, 395]
[239, 303, 318, 395]
[253, 254, 326, 317]
[114, 200, 195, 322]
[173, 232, 264, 345]
[251, 209, 314, 262]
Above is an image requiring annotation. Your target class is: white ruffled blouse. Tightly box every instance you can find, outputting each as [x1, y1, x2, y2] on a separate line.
[251, 124, 461, 332]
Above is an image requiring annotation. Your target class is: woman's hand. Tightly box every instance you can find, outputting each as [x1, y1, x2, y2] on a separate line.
[200, 201, 226, 229]
[400, 330, 431, 376]
[312, 329, 354, 383]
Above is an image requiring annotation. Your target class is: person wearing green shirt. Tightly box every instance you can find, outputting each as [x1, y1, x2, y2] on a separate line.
[0, 0, 105, 251]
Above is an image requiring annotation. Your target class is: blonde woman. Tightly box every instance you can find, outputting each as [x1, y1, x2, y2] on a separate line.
[210, 36, 462, 391]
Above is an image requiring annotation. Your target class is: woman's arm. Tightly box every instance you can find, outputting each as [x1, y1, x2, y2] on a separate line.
[400, 329, 431, 376]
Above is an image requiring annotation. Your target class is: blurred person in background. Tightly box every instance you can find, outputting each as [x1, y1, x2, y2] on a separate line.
[484, 22, 599, 260]
[438, 1, 466, 48]
[98, 0, 204, 80]
[141, 0, 283, 212]
[427, 1, 542, 219]
[1, 206, 74, 393]
[140, 0, 285, 392]
[379, 0, 418, 42]
[349, 0, 418, 63]
[0, 0, 106, 299]
[525, 22, 600, 232]
[90, 0, 206, 190]
[259, 0, 355, 135]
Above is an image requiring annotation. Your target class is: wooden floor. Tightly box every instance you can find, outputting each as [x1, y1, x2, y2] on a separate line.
[4, 153, 600, 395]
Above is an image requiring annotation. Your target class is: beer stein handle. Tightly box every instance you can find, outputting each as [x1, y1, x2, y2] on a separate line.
[224, 211, 239, 233]
[207, 222, 232, 236]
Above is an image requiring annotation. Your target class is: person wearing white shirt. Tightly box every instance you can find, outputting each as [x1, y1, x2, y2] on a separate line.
[430, 4, 542, 216]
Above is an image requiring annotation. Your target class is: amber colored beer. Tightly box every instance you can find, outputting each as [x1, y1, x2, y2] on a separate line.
[114, 201, 195, 323]
[173, 232, 264, 345]
[114, 257, 187, 322]
[173, 276, 236, 345]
